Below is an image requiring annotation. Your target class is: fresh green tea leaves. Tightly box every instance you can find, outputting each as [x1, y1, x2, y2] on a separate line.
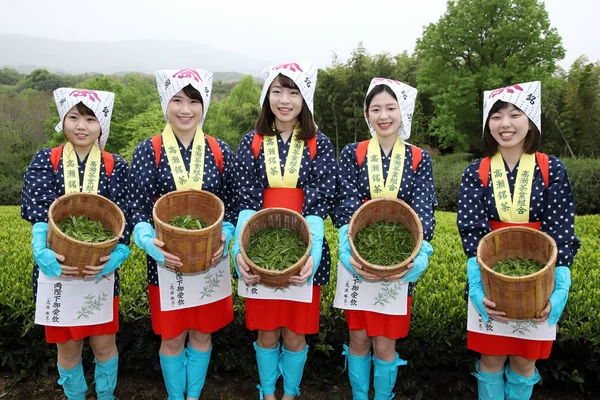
[57, 215, 115, 243]
[246, 227, 307, 271]
[354, 221, 415, 266]
[167, 215, 208, 230]
[493, 258, 545, 276]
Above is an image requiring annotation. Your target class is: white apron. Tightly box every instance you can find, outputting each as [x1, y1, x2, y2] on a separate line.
[333, 261, 409, 316]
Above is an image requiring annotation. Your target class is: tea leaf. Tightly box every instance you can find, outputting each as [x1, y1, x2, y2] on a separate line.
[246, 227, 307, 271]
[354, 221, 415, 266]
[168, 215, 208, 230]
[57, 215, 115, 243]
[493, 258, 545, 276]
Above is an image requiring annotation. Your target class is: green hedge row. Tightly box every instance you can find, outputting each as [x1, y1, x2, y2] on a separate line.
[1, 206, 599, 396]
[433, 155, 600, 215]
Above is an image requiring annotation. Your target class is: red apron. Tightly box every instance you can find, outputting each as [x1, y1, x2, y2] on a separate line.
[45, 296, 120, 344]
[345, 198, 413, 339]
[148, 284, 233, 340]
[467, 220, 553, 360]
[244, 188, 322, 334]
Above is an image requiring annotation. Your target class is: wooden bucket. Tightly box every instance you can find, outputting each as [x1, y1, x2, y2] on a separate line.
[47, 193, 125, 278]
[348, 198, 423, 278]
[153, 189, 224, 273]
[240, 208, 311, 288]
[477, 226, 557, 319]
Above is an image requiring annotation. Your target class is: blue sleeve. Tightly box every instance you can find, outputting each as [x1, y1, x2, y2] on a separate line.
[127, 140, 157, 227]
[233, 132, 263, 212]
[332, 143, 362, 228]
[409, 148, 437, 242]
[301, 132, 337, 219]
[21, 148, 57, 224]
[457, 160, 490, 258]
[541, 156, 580, 267]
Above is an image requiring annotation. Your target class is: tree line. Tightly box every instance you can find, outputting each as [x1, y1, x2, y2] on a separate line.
[1, 0, 598, 205]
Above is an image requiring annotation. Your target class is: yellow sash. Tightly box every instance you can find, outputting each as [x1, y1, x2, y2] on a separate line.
[62, 142, 101, 194]
[490, 152, 535, 222]
[367, 136, 406, 199]
[263, 125, 304, 188]
[162, 124, 205, 190]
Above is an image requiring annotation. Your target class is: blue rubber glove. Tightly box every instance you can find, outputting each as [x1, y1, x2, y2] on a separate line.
[548, 266, 571, 325]
[467, 257, 489, 324]
[94, 243, 130, 281]
[403, 240, 433, 283]
[31, 222, 62, 278]
[231, 209, 257, 277]
[222, 221, 235, 257]
[133, 222, 165, 264]
[338, 224, 362, 280]
[306, 215, 324, 279]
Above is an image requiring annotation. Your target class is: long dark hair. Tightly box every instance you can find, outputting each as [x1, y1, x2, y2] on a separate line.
[482, 101, 541, 156]
[255, 74, 316, 140]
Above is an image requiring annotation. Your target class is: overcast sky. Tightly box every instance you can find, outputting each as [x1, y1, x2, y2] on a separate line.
[1, 0, 597, 70]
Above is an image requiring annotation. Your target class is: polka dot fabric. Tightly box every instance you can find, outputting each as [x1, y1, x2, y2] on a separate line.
[128, 135, 238, 286]
[233, 130, 338, 286]
[21, 148, 130, 300]
[333, 142, 437, 296]
[457, 156, 581, 267]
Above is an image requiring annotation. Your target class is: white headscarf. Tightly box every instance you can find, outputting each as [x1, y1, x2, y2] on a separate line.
[259, 62, 318, 114]
[483, 81, 541, 135]
[364, 78, 418, 141]
[53, 88, 115, 150]
[155, 69, 213, 127]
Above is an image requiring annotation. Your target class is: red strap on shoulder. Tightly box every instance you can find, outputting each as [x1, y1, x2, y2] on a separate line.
[479, 157, 491, 188]
[251, 133, 263, 159]
[101, 151, 114, 178]
[152, 134, 223, 173]
[206, 134, 223, 173]
[307, 136, 317, 160]
[252, 133, 317, 161]
[535, 152, 549, 188]
[357, 141, 421, 173]
[411, 146, 422, 172]
[479, 154, 549, 188]
[356, 140, 370, 167]
[152, 135, 162, 168]
[50, 146, 63, 172]
[50, 145, 114, 177]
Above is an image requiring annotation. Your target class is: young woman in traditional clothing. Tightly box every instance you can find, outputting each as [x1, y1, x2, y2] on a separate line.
[128, 69, 237, 400]
[333, 78, 436, 399]
[22, 88, 130, 400]
[458, 81, 580, 400]
[231, 62, 337, 399]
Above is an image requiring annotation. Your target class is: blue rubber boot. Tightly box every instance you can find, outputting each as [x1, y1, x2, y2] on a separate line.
[254, 342, 281, 399]
[280, 344, 309, 397]
[57, 360, 88, 400]
[504, 365, 541, 400]
[159, 350, 187, 400]
[472, 361, 505, 400]
[186, 344, 212, 399]
[342, 344, 371, 400]
[373, 353, 407, 400]
[94, 354, 118, 400]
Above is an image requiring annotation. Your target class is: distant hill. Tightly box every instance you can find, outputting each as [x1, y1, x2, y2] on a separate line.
[0, 34, 267, 77]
